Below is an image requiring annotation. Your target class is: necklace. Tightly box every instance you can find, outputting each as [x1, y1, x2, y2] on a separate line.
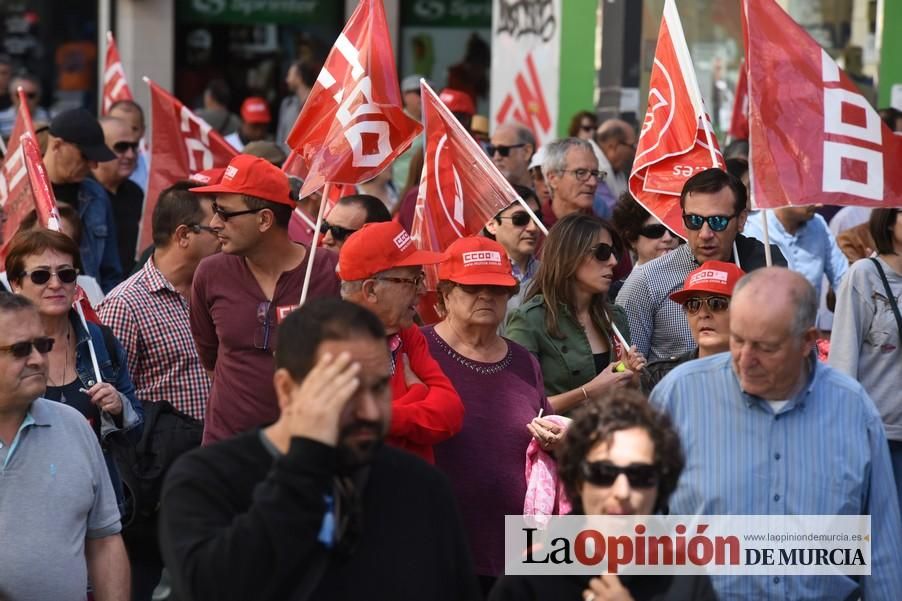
[48, 325, 71, 387]
[427, 327, 512, 375]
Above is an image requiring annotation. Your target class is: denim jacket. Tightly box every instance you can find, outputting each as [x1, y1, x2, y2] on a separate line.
[77, 178, 123, 293]
[70, 310, 143, 509]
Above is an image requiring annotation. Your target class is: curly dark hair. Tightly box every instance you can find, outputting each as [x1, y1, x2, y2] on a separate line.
[611, 192, 652, 245]
[558, 388, 684, 515]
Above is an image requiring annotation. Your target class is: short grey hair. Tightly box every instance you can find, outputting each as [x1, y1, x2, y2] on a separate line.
[513, 124, 536, 148]
[733, 269, 817, 337]
[541, 137, 594, 179]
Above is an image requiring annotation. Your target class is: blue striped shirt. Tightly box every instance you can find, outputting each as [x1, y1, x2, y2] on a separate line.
[650, 352, 902, 600]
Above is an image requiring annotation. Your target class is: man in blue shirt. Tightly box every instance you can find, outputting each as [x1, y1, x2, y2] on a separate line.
[650, 267, 902, 600]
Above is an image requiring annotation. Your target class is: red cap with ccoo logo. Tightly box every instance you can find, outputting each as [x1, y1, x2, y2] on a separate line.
[338, 221, 444, 281]
[240, 97, 272, 124]
[669, 260, 746, 304]
[438, 236, 517, 287]
[190, 154, 294, 206]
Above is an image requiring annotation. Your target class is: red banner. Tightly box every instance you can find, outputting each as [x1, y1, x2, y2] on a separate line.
[744, 0, 902, 208]
[21, 134, 61, 231]
[285, 0, 421, 198]
[101, 32, 134, 115]
[0, 90, 38, 251]
[629, 0, 724, 238]
[141, 78, 237, 255]
[729, 60, 749, 141]
[411, 80, 518, 290]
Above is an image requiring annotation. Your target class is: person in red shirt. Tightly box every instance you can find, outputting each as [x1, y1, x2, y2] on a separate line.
[338, 221, 464, 463]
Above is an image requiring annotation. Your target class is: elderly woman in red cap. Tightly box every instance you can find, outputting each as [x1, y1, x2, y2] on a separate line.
[423, 236, 551, 596]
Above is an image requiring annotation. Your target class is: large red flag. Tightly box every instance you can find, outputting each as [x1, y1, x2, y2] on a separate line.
[285, 0, 421, 198]
[0, 89, 38, 250]
[728, 60, 749, 141]
[744, 0, 902, 208]
[410, 80, 519, 291]
[141, 78, 237, 255]
[101, 32, 134, 115]
[21, 134, 61, 231]
[629, 0, 724, 239]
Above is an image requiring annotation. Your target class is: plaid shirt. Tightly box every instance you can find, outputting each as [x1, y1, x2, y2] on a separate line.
[98, 257, 210, 419]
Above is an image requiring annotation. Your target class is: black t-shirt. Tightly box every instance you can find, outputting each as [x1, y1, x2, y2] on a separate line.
[108, 179, 144, 275]
[45, 378, 101, 440]
[52, 182, 81, 208]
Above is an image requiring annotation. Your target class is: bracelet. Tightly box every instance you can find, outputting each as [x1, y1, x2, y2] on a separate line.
[580, 386, 589, 401]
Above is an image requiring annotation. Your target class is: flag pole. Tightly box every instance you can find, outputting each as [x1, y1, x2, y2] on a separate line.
[299, 181, 330, 306]
[74, 300, 104, 385]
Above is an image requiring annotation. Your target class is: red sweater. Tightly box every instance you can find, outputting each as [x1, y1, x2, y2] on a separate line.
[387, 325, 464, 463]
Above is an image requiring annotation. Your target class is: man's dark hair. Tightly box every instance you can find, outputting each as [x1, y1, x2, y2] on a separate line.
[869, 208, 899, 256]
[725, 158, 748, 183]
[275, 298, 386, 381]
[338, 194, 391, 224]
[723, 138, 749, 160]
[0, 291, 36, 313]
[108, 99, 145, 123]
[296, 60, 321, 89]
[679, 168, 747, 215]
[243, 195, 293, 229]
[595, 121, 630, 145]
[152, 181, 206, 247]
[205, 79, 231, 107]
[20, 204, 82, 244]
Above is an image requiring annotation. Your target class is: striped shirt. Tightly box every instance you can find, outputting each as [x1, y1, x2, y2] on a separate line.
[98, 256, 210, 419]
[650, 353, 902, 600]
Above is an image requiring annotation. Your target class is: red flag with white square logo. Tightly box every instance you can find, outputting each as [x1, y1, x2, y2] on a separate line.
[0, 89, 38, 252]
[284, 0, 421, 198]
[744, 0, 902, 208]
[102, 32, 134, 115]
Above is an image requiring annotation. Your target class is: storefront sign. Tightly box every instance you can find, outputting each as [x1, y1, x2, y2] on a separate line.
[178, 0, 341, 25]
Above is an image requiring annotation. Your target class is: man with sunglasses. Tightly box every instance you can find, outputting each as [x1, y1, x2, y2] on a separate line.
[0, 72, 50, 137]
[339, 222, 463, 463]
[0, 292, 130, 601]
[617, 168, 785, 362]
[488, 123, 535, 188]
[641, 261, 744, 392]
[44, 108, 123, 293]
[92, 116, 145, 274]
[321, 194, 391, 252]
[189, 154, 341, 445]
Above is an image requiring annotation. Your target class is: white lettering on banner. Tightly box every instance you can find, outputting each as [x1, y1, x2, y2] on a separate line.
[103, 63, 128, 111]
[463, 251, 502, 266]
[0, 145, 27, 206]
[820, 49, 883, 201]
[317, 33, 391, 168]
[179, 107, 214, 172]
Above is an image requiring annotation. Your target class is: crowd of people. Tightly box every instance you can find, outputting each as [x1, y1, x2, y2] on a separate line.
[0, 54, 901, 601]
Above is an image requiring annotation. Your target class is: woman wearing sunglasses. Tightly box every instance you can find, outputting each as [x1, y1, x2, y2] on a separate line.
[4, 228, 142, 514]
[490, 389, 716, 600]
[612, 193, 680, 269]
[507, 214, 646, 414]
[641, 261, 744, 393]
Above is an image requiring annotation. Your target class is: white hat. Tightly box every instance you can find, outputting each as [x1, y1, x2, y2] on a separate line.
[528, 146, 546, 172]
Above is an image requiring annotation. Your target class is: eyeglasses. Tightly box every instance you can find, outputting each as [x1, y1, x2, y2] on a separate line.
[187, 223, 217, 234]
[563, 168, 605, 182]
[497, 211, 541, 227]
[682, 213, 737, 232]
[455, 283, 512, 296]
[19, 268, 79, 285]
[638, 224, 673, 239]
[589, 243, 615, 262]
[212, 201, 264, 222]
[683, 296, 730, 314]
[112, 141, 140, 154]
[581, 460, 659, 489]
[0, 336, 54, 359]
[320, 220, 359, 242]
[374, 273, 426, 288]
[254, 301, 272, 351]
[486, 143, 526, 158]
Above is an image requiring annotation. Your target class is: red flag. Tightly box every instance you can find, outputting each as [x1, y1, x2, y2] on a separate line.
[729, 60, 749, 141]
[21, 134, 61, 232]
[0, 90, 38, 250]
[285, 0, 421, 198]
[410, 80, 519, 291]
[101, 32, 134, 115]
[629, 0, 724, 239]
[141, 78, 237, 255]
[744, 0, 902, 208]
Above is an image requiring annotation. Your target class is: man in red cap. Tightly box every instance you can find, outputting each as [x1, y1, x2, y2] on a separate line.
[225, 96, 272, 152]
[642, 260, 745, 391]
[189, 154, 340, 444]
[439, 88, 475, 132]
[338, 221, 463, 463]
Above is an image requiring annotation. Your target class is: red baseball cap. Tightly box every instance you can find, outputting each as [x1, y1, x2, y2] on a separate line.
[439, 88, 475, 115]
[338, 222, 443, 281]
[190, 154, 294, 207]
[240, 97, 272, 124]
[669, 261, 746, 304]
[438, 237, 517, 287]
[189, 167, 225, 185]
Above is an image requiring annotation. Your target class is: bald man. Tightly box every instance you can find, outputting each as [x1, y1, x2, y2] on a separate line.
[488, 123, 535, 188]
[651, 267, 902, 600]
[92, 116, 145, 274]
[591, 119, 636, 216]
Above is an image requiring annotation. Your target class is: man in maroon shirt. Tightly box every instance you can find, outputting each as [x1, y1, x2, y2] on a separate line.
[189, 154, 340, 444]
[338, 222, 464, 463]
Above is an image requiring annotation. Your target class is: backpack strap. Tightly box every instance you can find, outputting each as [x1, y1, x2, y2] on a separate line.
[98, 324, 121, 374]
[869, 258, 902, 343]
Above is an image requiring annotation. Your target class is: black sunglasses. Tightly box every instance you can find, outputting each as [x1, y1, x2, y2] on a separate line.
[683, 296, 730, 314]
[112, 141, 140, 154]
[320, 220, 359, 242]
[682, 213, 737, 232]
[590, 243, 615, 262]
[580, 124, 595, 132]
[582, 460, 659, 488]
[19, 268, 79, 285]
[0, 336, 54, 359]
[212, 201, 264, 222]
[486, 143, 526, 158]
[638, 224, 673, 239]
[497, 211, 540, 227]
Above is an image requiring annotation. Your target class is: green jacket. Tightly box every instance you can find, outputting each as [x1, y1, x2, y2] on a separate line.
[505, 294, 632, 398]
